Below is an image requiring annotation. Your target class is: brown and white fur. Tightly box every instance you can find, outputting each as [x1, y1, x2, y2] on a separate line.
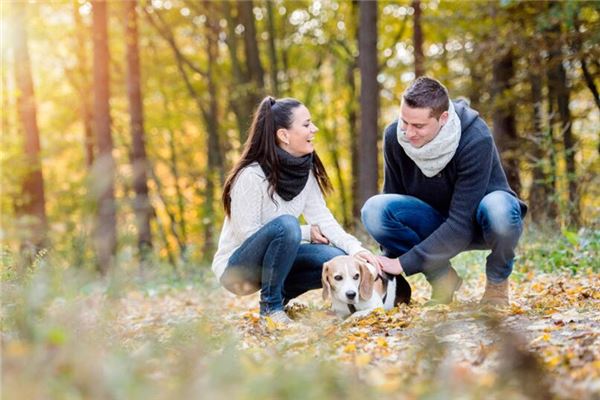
[322, 255, 411, 318]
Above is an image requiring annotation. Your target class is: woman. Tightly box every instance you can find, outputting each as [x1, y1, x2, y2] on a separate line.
[212, 96, 381, 324]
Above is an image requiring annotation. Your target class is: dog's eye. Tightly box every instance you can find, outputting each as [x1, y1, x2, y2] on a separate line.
[353, 274, 359, 280]
[334, 275, 343, 281]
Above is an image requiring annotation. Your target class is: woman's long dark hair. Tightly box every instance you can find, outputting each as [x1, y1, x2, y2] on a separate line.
[222, 96, 332, 217]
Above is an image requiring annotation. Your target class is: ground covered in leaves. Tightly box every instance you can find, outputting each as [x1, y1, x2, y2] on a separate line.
[2, 234, 600, 399]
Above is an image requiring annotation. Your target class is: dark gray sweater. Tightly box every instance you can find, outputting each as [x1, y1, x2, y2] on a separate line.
[382, 100, 526, 276]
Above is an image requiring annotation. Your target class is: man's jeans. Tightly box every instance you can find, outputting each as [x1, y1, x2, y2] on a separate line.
[220, 215, 345, 314]
[361, 191, 524, 283]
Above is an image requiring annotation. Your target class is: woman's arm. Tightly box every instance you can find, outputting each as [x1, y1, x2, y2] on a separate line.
[302, 175, 365, 255]
[229, 169, 264, 242]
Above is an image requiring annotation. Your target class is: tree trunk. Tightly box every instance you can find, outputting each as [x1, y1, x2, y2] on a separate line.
[527, 55, 553, 222]
[72, 1, 95, 168]
[222, 1, 254, 143]
[347, 63, 360, 221]
[266, 1, 279, 96]
[412, 0, 425, 78]
[554, 59, 579, 226]
[357, 0, 379, 212]
[92, 0, 117, 274]
[202, 17, 225, 260]
[546, 17, 579, 226]
[238, 0, 264, 93]
[124, 0, 153, 263]
[13, 2, 48, 257]
[492, 48, 521, 196]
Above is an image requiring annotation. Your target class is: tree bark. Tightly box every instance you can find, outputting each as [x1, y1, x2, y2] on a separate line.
[124, 0, 153, 263]
[72, 0, 95, 168]
[92, 0, 117, 274]
[357, 0, 379, 213]
[527, 54, 553, 222]
[238, 0, 264, 92]
[266, 1, 279, 96]
[412, 0, 425, 78]
[492, 48, 521, 196]
[546, 16, 579, 226]
[13, 2, 48, 256]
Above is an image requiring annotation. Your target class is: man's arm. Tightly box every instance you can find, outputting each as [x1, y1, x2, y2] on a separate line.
[382, 123, 405, 194]
[399, 135, 494, 276]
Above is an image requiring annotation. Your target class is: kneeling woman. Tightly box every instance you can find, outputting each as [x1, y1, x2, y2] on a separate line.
[213, 96, 380, 324]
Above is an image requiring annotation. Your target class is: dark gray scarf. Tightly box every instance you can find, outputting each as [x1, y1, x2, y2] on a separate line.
[260, 147, 313, 201]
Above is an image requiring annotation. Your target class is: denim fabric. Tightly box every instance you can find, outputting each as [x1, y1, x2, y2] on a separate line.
[361, 191, 524, 283]
[220, 215, 345, 314]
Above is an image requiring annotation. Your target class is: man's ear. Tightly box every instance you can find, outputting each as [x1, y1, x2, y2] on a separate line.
[276, 128, 289, 145]
[439, 110, 449, 126]
[321, 262, 331, 301]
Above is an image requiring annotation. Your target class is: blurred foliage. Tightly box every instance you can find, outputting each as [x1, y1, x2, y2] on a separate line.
[2, 229, 599, 399]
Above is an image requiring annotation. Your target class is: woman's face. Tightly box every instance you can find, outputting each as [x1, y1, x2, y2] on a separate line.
[277, 105, 318, 157]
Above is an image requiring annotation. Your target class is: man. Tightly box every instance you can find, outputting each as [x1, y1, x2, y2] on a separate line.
[361, 77, 527, 305]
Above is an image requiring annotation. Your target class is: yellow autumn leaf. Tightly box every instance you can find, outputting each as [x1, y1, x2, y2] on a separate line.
[344, 343, 357, 353]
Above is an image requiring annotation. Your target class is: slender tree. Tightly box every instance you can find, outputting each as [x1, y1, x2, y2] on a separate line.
[492, 48, 521, 195]
[546, 7, 579, 226]
[72, 0, 95, 167]
[238, 0, 264, 93]
[92, 0, 117, 274]
[527, 51, 555, 222]
[13, 2, 48, 257]
[412, 0, 425, 78]
[266, 0, 279, 96]
[124, 0, 153, 263]
[357, 0, 379, 212]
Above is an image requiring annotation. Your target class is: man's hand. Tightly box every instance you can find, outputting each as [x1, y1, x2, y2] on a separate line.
[354, 250, 383, 275]
[377, 255, 404, 275]
[310, 225, 329, 244]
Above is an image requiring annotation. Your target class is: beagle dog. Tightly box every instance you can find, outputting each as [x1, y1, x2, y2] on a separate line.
[321, 255, 411, 318]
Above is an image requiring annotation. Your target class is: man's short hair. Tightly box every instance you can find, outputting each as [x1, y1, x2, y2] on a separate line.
[402, 77, 449, 119]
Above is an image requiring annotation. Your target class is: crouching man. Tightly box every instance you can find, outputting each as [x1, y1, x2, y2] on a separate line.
[361, 77, 527, 306]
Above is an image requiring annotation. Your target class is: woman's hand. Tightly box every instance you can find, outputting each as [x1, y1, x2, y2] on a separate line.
[354, 250, 383, 275]
[376, 255, 404, 275]
[310, 225, 329, 244]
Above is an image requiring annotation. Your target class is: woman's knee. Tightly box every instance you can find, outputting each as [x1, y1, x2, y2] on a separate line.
[477, 191, 523, 238]
[271, 214, 301, 243]
[220, 269, 260, 296]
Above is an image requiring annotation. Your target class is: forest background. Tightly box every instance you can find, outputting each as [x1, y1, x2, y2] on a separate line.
[2, 0, 598, 273]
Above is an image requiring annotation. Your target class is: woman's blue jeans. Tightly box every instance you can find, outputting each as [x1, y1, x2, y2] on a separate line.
[361, 191, 524, 283]
[220, 215, 345, 314]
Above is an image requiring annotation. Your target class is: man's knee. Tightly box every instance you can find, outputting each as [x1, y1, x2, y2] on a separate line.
[361, 194, 392, 232]
[477, 191, 523, 239]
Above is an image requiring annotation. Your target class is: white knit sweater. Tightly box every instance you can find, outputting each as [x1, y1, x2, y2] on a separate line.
[212, 162, 367, 280]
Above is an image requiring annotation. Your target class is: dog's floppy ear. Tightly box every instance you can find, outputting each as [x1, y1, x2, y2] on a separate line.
[394, 274, 412, 305]
[357, 261, 375, 301]
[322, 261, 332, 301]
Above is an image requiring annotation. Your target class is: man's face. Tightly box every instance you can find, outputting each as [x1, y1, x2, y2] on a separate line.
[399, 101, 448, 148]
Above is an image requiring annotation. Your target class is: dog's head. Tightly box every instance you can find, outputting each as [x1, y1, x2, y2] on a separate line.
[322, 255, 377, 305]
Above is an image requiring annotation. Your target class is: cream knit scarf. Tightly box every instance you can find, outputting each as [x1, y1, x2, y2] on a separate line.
[396, 101, 461, 177]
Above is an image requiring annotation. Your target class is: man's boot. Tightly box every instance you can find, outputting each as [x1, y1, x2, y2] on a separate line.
[427, 266, 463, 305]
[480, 279, 509, 306]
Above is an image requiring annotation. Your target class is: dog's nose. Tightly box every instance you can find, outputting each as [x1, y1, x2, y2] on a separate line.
[345, 291, 356, 300]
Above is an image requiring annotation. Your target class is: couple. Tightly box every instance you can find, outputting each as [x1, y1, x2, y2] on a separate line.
[212, 77, 527, 324]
